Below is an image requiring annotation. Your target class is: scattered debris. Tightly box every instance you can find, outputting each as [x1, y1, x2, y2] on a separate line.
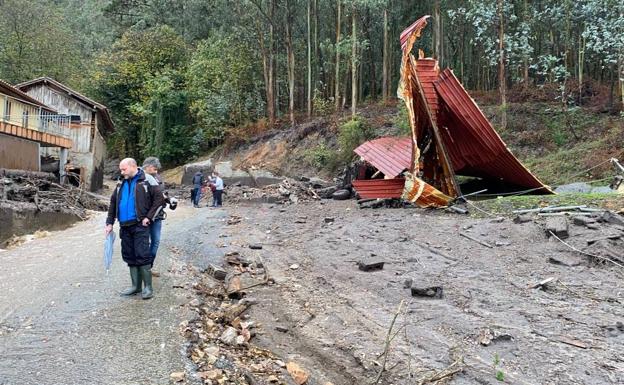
[447, 205, 468, 215]
[545, 217, 569, 239]
[459, 232, 493, 248]
[169, 372, 185, 382]
[600, 211, 624, 226]
[332, 189, 351, 200]
[225, 177, 329, 204]
[227, 215, 242, 225]
[586, 234, 622, 245]
[548, 255, 583, 267]
[411, 286, 444, 299]
[513, 214, 533, 224]
[529, 277, 556, 290]
[0, 168, 108, 219]
[572, 216, 597, 227]
[357, 259, 385, 272]
[556, 336, 589, 349]
[205, 264, 227, 281]
[476, 329, 513, 346]
[286, 362, 310, 385]
[249, 244, 263, 250]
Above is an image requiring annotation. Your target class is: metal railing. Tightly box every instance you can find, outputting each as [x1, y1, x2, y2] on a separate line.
[1, 113, 71, 138]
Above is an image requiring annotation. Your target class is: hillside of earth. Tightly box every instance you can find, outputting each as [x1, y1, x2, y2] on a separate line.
[165, 92, 624, 193]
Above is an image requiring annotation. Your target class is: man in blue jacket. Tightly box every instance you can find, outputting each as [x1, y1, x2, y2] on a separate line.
[105, 158, 164, 299]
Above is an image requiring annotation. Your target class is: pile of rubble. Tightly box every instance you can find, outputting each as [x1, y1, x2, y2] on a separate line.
[510, 205, 624, 266]
[177, 231, 316, 385]
[0, 169, 108, 219]
[225, 177, 342, 205]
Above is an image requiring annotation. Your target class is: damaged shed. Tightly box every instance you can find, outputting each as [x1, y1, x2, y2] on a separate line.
[353, 15, 552, 207]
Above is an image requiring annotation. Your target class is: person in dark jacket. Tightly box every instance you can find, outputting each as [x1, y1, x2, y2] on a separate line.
[142, 157, 177, 277]
[105, 158, 164, 299]
[192, 171, 204, 207]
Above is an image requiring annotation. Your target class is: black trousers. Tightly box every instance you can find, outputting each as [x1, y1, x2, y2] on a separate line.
[119, 223, 151, 266]
[214, 189, 223, 206]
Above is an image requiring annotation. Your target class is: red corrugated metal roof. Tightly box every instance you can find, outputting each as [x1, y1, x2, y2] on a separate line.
[400, 16, 430, 51]
[354, 136, 412, 177]
[352, 178, 405, 199]
[434, 69, 551, 192]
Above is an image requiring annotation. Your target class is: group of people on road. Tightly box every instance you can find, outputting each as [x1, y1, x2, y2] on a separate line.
[191, 170, 224, 208]
[105, 158, 225, 300]
[104, 157, 177, 300]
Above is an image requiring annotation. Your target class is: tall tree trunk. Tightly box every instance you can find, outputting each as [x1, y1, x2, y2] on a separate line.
[286, 0, 295, 126]
[314, 0, 322, 97]
[268, 0, 276, 126]
[335, 0, 342, 111]
[382, 7, 389, 103]
[433, 0, 442, 66]
[498, 0, 506, 129]
[578, 34, 585, 106]
[256, 21, 271, 122]
[523, 0, 529, 89]
[619, 6, 624, 109]
[307, 0, 312, 117]
[351, 6, 357, 119]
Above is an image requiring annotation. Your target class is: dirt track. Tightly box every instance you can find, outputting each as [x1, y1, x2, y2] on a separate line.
[208, 200, 624, 385]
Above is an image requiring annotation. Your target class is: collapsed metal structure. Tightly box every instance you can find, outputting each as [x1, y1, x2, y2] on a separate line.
[353, 15, 552, 207]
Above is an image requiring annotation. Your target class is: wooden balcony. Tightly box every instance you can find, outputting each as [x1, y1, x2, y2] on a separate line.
[0, 119, 72, 149]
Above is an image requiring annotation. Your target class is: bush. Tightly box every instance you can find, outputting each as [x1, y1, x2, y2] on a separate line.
[392, 103, 411, 135]
[305, 143, 337, 170]
[337, 117, 374, 162]
[312, 89, 333, 116]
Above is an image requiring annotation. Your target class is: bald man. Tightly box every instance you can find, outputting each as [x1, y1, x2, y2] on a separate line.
[105, 158, 164, 299]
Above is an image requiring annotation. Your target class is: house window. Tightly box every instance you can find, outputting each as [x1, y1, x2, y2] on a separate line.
[4, 99, 11, 121]
[22, 110, 29, 128]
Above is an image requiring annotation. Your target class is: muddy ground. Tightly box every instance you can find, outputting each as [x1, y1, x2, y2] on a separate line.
[193, 200, 624, 385]
[1, 198, 623, 385]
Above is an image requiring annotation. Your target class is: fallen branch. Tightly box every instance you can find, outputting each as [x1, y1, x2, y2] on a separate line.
[459, 232, 493, 248]
[371, 300, 404, 385]
[417, 359, 464, 385]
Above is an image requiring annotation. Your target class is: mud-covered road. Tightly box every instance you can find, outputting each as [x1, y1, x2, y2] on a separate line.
[218, 200, 624, 385]
[2, 198, 624, 385]
[0, 205, 226, 385]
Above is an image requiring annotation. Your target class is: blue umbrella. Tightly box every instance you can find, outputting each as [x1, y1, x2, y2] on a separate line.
[104, 231, 115, 273]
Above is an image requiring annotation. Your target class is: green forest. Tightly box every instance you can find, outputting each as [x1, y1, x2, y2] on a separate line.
[1, 0, 622, 166]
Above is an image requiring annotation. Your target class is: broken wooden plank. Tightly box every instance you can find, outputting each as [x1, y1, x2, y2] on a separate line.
[528, 276, 556, 289]
[459, 232, 493, 248]
[556, 336, 589, 349]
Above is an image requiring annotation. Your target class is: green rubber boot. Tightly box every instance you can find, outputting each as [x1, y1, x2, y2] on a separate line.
[139, 265, 153, 300]
[121, 266, 142, 296]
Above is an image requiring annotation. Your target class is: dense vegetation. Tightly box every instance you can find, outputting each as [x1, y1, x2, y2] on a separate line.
[0, 0, 622, 165]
